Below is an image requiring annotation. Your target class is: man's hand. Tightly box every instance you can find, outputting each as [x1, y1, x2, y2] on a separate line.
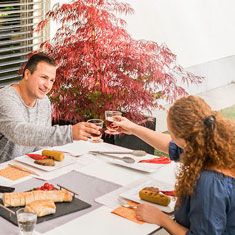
[72, 122, 101, 141]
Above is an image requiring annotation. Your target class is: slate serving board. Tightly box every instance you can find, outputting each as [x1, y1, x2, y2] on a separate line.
[0, 197, 91, 226]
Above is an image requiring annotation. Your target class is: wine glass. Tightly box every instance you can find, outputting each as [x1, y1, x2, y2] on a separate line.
[87, 119, 104, 142]
[104, 111, 122, 135]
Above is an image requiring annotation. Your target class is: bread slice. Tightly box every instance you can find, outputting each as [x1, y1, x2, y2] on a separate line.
[3, 189, 73, 207]
[25, 199, 56, 217]
[139, 187, 170, 206]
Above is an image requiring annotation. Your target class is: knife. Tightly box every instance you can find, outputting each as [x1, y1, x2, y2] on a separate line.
[0, 185, 15, 193]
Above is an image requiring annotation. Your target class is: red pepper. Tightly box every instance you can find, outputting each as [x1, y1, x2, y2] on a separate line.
[160, 190, 175, 196]
[26, 153, 48, 160]
[138, 157, 171, 164]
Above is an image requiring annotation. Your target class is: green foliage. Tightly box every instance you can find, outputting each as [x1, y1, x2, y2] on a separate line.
[220, 105, 235, 120]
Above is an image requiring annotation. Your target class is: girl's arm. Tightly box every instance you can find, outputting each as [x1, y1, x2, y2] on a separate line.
[136, 204, 188, 235]
[114, 117, 171, 154]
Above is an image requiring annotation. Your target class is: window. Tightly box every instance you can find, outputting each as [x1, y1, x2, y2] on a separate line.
[0, 0, 49, 85]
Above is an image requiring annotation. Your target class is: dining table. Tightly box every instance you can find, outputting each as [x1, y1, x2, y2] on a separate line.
[0, 140, 178, 235]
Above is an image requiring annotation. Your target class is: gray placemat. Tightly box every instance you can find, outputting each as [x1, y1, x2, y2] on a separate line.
[0, 170, 121, 234]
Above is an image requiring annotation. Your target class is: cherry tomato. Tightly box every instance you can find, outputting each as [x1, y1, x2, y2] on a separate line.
[43, 183, 50, 189]
[42, 183, 55, 190]
[47, 184, 54, 190]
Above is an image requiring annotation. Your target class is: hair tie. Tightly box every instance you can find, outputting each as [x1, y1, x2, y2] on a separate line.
[203, 115, 216, 130]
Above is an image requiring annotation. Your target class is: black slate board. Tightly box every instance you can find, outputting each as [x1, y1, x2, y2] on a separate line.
[0, 197, 91, 226]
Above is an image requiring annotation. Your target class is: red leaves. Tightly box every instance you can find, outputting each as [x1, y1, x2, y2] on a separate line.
[34, 0, 203, 122]
[34, 19, 48, 32]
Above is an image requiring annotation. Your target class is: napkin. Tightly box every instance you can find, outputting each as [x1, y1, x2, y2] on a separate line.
[112, 201, 144, 224]
[0, 166, 30, 180]
[138, 156, 171, 164]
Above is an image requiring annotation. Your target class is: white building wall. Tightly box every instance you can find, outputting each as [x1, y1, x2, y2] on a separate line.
[122, 0, 235, 68]
[50, 0, 235, 94]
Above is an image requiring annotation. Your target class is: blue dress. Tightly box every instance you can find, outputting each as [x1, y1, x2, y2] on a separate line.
[168, 141, 183, 161]
[168, 142, 235, 234]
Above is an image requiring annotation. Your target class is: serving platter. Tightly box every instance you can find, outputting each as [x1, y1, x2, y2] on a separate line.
[0, 186, 91, 225]
[111, 160, 165, 173]
[15, 154, 77, 172]
[119, 179, 175, 213]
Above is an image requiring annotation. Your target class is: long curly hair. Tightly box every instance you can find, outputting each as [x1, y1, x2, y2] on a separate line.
[168, 96, 235, 204]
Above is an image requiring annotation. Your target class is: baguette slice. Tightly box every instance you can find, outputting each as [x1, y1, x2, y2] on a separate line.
[139, 187, 170, 206]
[3, 189, 73, 207]
[25, 199, 56, 217]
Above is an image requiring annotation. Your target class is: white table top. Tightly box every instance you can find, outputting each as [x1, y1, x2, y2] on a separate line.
[0, 140, 177, 235]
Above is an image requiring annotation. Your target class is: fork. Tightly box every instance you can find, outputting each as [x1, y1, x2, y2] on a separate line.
[118, 198, 137, 209]
[59, 151, 81, 157]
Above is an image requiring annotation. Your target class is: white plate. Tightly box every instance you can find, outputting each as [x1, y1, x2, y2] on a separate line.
[111, 160, 165, 173]
[15, 154, 77, 172]
[119, 179, 175, 213]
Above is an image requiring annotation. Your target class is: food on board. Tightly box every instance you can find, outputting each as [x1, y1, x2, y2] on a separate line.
[138, 157, 171, 164]
[34, 159, 55, 166]
[139, 187, 170, 206]
[25, 199, 56, 217]
[3, 189, 73, 207]
[26, 153, 48, 161]
[42, 150, 65, 161]
[34, 183, 55, 191]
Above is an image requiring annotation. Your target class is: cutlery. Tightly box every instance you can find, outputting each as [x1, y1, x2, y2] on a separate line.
[8, 163, 40, 176]
[0, 185, 15, 193]
[89, 150, 146, 157]
[52, 150, 81, 157]
[58, 150, 81, 157]
[57, 184, 79, 196]
[118, 198, 137, 209]
[61, 151, 81, 157]
[90, 152, 135, 164]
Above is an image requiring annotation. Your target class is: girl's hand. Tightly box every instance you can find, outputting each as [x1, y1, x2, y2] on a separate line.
[113, 116, 138, 135]
[136, 203, 165, 225]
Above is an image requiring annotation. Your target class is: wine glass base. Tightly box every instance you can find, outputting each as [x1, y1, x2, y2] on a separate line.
[88, 138, 104, 143]
[105, 130, 120, 135]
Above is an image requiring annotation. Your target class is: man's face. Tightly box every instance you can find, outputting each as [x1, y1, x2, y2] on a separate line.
[24, 61, 56, 99]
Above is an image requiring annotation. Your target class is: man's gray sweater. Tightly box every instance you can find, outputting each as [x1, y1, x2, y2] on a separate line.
[0, 85, 73, 163]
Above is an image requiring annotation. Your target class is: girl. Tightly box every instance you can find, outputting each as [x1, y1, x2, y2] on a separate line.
[114, 96, 235, 235]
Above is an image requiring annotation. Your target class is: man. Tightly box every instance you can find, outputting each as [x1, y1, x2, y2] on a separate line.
[0, 53, 100, 163]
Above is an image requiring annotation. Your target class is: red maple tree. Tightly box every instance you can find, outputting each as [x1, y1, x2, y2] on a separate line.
[35, 0, 203, 123]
